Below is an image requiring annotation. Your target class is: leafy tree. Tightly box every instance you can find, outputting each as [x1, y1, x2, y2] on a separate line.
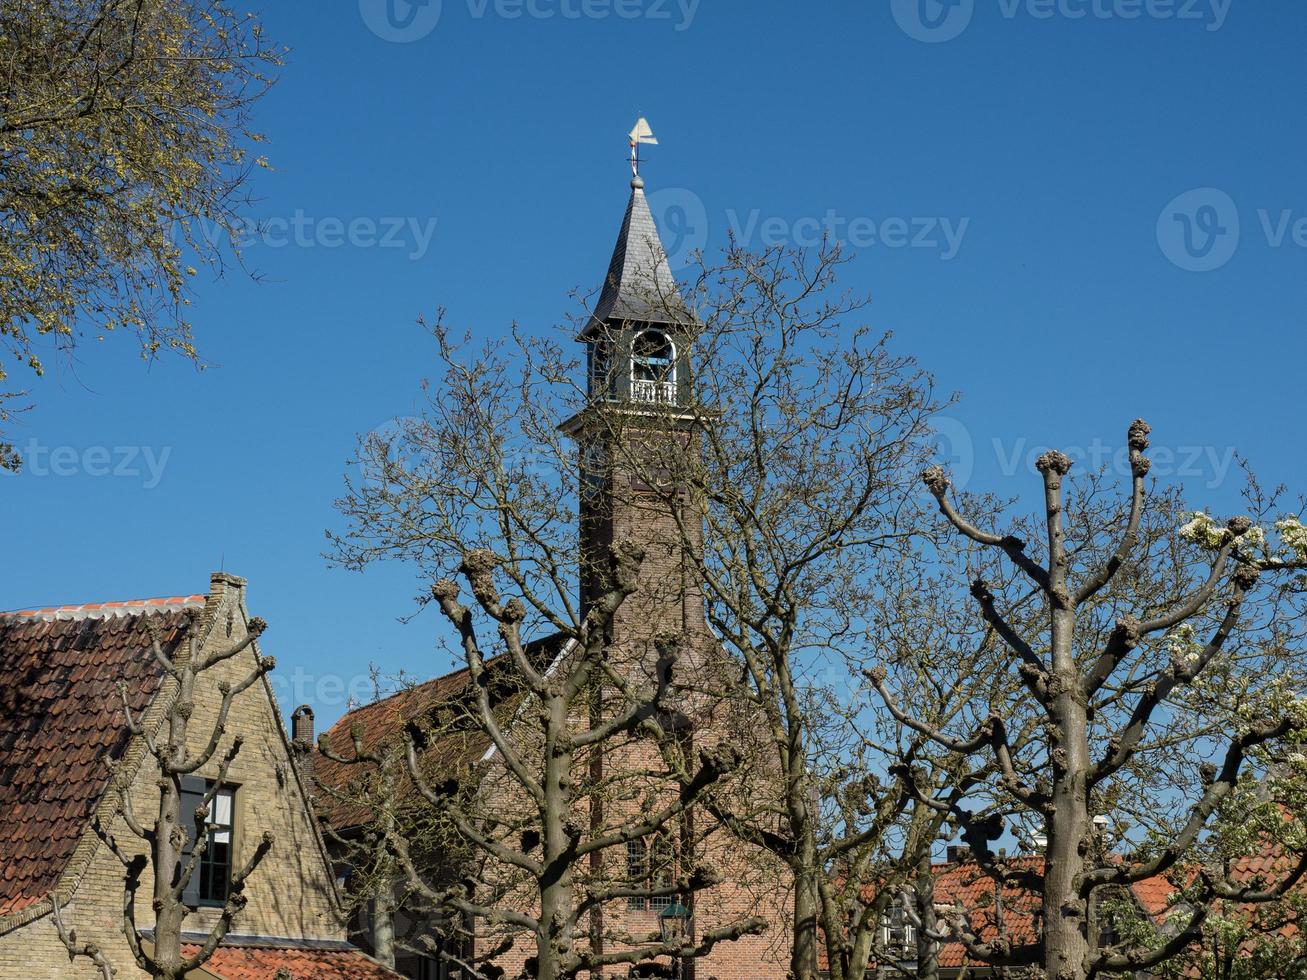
[0, 0, 280, 467]
[1104, 739, 1307, 980]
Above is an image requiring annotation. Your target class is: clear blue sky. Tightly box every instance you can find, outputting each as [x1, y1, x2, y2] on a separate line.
[5, 0, 1305, 730]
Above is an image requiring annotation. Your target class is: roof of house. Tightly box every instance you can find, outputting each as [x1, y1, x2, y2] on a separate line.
[930, 855, 1047, 969]
[820, 853, 1181, 974]
[179, 936, 403, 979]
[314, 632, 570, 832]
[589, 176, 690, 331]
[898, 844, 1306, 971]
[0, 596, 201, 917]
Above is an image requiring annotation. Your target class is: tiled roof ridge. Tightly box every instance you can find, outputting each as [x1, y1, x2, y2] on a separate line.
[931, 853, 1044, 871]
[327, 635, 564, 730]
[338, 658, 477, 719]
[153, 930, 359, 950]
[0, 594, 207, 621]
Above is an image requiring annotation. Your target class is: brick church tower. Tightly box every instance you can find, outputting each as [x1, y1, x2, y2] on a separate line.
[556, 166, 790, 980]
[318, 155, 792, 980]
[560, 170, 710, 665]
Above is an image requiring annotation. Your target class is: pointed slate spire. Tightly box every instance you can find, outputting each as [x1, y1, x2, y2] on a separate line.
[590, 175, 690, 331]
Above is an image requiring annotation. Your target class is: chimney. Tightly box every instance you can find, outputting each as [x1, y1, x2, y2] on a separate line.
[207, 571, 248, 632]
[291, 705, 315, 781]
[946, 845, 968, 864]
[209, 570, 248, 601]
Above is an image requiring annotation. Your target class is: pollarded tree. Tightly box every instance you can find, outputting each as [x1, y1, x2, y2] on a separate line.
[52, 606, 276, 980]
[868, 419, 1307, 980]
[0, 0, 281, 468]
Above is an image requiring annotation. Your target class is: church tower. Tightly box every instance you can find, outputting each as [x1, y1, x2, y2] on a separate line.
[560, 169, 709, 658]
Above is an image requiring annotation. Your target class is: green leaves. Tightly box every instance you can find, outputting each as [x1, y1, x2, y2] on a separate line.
[0, 0, 282, 465]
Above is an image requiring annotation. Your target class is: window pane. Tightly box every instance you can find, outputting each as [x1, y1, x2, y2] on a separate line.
[627, 839, 648, 910]
[199, 785, 235, 903]
[213, 790, 233, 826]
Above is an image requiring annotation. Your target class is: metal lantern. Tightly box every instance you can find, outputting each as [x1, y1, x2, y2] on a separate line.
[658, 902, 691, 944]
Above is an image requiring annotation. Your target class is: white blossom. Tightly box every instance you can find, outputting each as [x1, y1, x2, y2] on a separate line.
[1178, 512, 1225, 550]
[1164, 623, 1198, 662]
[1276, 517, 1307, 561]
[1237, 524, 1267, 554]
[1178, 512, 1269, 554]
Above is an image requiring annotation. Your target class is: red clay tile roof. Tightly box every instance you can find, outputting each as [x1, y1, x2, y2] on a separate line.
[831, 854, 1177, 971]
[314, 634, 568, 831]
[930, 856, 1046, 969]
[0, 598, 199, 917]
[1130, 870, 1180, 921]
[182, 942, 402, 979]
[923, 852, 1303, 968]
[0, 595, 206, 621]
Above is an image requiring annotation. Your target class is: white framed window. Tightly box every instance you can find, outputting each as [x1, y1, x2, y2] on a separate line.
[180, 778, 236, 907]
[626, 831, 676, 911]
[881, 897, 916, 957]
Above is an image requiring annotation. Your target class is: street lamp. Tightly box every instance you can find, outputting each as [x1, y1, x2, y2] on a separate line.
[659, 902, 691, 979]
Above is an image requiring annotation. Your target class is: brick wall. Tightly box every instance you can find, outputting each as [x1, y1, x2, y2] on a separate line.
[464, 722, 791, 979]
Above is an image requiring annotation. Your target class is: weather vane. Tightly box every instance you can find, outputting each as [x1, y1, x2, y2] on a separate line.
[628, 116, 658, 179]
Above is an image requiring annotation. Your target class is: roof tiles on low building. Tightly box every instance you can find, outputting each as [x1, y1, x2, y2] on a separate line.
[0, 598, 200, 917]
[314, 633, 568, 832]
[180, 937, 403, 979]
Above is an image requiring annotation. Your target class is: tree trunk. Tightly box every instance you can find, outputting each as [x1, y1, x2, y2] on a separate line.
[1042, 453, 1092, 980]
[915, 850, 939, 980]
[791, 861, 821, 980]
[152, 772, 185, 980]
[152, 668, 197, 980]
[537, 693, 575, 980]
[373, 881, 396, 969]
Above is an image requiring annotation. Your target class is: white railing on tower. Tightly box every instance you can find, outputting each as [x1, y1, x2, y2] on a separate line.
[631, 379, 677, 405]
